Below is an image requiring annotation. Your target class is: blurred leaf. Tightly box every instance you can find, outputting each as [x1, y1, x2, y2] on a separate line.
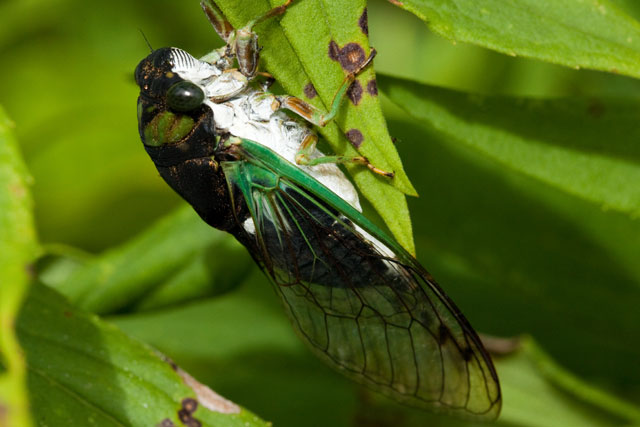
[133, 235, 250, 312]
[0, 107, 37, 427]
[380, 74, 640, 218]
[113, 282, 640, 426]
[497, 338, 640, 426]
[17, 283, 267, 426]
[379, 107, 640, 389]
[524, 338, 640, 423]
[612, 0, 640, 20]
[113, 278, 359, 427]
[392, 0, 640, 79]
[50, 205, 252, 315]
[367, 1, 640, 100]
[211, 0, 416, 254]
[0, 0, 211, 251]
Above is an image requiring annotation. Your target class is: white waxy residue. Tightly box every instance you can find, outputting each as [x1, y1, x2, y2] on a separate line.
[170, 48, 397, 262]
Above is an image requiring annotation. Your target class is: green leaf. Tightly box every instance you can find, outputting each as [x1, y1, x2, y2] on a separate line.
[382, 100, 640, 388]
[380, 76, 640, 387]
[51, 205, 252, 315]
[113, 281, 360, 427]
[379, 74, 640, 218]
[497, 337, 640, 426]
[17, 283, 267, 427]
[0, 1, 201, 252]
[210, 0, 416, 254]
[522, 338, 640, 423]
[132, 236, 249, 312]
[113, 283, 640, 426]
[392, 0, 640, 79]
[0, 106, 37, 427]
[612, 0, 640, 21]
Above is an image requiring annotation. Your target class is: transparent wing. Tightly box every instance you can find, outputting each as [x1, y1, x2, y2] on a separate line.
[221, 142, 501, 420]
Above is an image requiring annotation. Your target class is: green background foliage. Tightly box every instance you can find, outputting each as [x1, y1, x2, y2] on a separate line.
[1, 0, 640, 425]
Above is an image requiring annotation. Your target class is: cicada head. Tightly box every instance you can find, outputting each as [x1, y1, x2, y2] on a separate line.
[135, 48, 215, 148]
[134, 48, 242, 232]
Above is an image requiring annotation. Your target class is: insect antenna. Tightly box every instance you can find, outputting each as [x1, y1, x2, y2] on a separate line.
[138, 29, 154, 53]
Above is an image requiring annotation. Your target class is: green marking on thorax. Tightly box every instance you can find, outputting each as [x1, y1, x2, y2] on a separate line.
[143, 111, 195, 146]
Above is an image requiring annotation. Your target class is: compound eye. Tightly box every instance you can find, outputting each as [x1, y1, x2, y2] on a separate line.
[166, 81, 205, 112]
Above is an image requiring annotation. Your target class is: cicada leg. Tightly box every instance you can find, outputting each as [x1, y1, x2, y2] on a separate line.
[280, 50, 393, 178]
[277, 49, 377, 127]
[201, 0, 296, 79]
[200, 0, 236, 70]
[295, 134, 394, 178]
[235, 0, 295, 78]
[200, 0, 234, 42]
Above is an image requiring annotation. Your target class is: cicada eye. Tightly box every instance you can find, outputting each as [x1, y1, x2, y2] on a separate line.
[166, 81, 205, 112]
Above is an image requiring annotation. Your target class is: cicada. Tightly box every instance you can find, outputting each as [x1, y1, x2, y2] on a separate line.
[134, 0, 501, 420]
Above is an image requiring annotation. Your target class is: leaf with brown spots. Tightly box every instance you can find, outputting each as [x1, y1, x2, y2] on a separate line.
[15, 283, 267, 426]
[210, 0, 416, 254]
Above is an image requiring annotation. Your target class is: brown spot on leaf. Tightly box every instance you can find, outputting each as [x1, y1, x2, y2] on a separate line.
[303, 82, 317, 99]
[178, 409, 188, 422]
[328, 40, 340, 61]
[359, 8, 369, 35]
[182, 398, 198, 414]
[347, 80, 363, 105]
[157, 419, 175, 427]
[178, 409, 201, 427]
[388, 0, 404, 5]
[175, 365, 240, 414]
[367, 79, 377, 96]
[345, 129, 364, 148]
[328, 41, 367, 73]
[163, 356, 179, 372]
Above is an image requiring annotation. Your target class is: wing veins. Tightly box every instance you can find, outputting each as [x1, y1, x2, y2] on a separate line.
[224, 154, 501, 418]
